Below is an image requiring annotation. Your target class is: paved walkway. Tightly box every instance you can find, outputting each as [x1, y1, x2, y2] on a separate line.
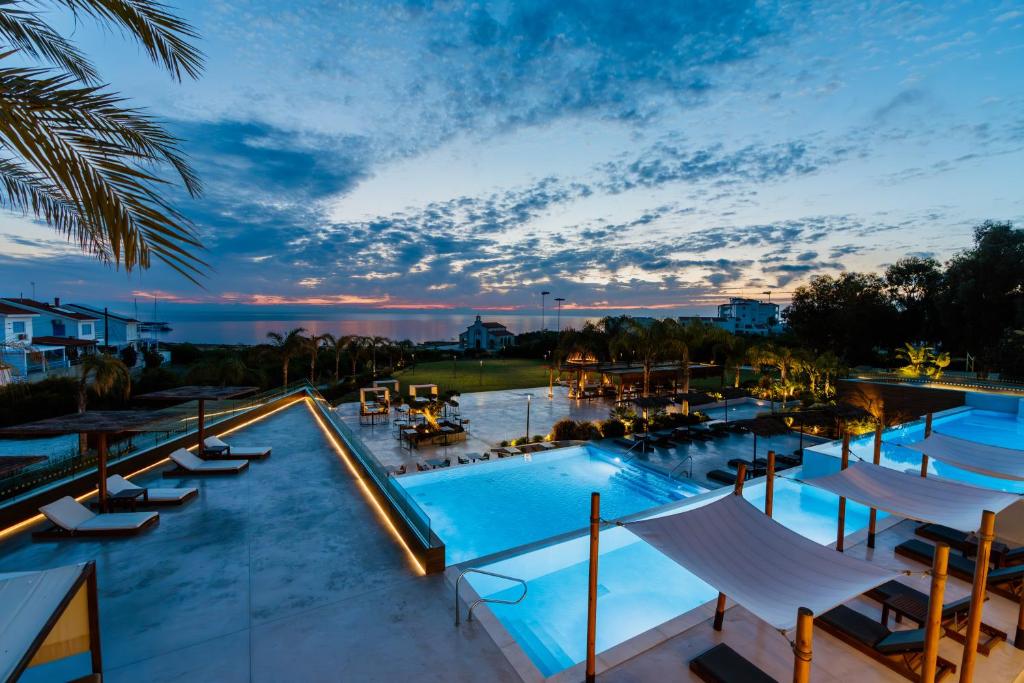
[2, 401, 517, 683]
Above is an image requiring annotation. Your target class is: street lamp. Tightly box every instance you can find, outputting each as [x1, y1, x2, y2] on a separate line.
[554, 297, 565, 332]
[541, 291, 550, 332]
[525, 393, 532, 441]
[479, 359, 483, 386]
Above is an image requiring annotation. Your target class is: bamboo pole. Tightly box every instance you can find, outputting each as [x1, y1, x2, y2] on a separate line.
[765, 450, 776, 518]
[960, 510, 996, 682]
[922, 543, 950, 683]
[920, 412, 933, 478]
[867, 423, 882, 548]
[586, 492, 600, 683]
[714, 464, 746, 631]
[793, 606, 813, 683]
[836, 433, 850, 552]
[1015, 590, 1024, 649]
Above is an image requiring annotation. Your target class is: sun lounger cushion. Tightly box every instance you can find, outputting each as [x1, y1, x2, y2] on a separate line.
[204, 435, 229, 449]
[170, 448, 247, 472]
[689, 643, 779, 683]
[77, 512, 158, 531]
[875, 628, 927, 655]
[40, 496, 157, 531]
[820, 605, 892, 648]
[108, 474, 197, 503]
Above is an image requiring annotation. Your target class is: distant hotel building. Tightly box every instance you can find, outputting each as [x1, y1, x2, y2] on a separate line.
[459, 315, 516, 351]
[679, 297, 782, 336]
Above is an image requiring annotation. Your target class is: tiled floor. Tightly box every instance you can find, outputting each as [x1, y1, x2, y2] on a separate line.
[2, 401, 517, 683]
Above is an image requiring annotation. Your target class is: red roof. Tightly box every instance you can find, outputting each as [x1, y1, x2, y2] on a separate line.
[0, 302, 37, 316]
[31, 336, 98, 347]
[2, 298, 98, 321]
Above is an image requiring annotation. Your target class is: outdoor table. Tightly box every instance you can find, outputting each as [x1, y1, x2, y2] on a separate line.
[135, 386, 259, 454]
[426, 458, 448, 469]
[105, 487, 146, 512]
[880, 593, 928, 628]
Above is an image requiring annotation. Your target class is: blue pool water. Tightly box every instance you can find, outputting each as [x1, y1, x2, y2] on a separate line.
[701, 399, 782, 421]
[470, 477, 882, 676]
[398, 445, 706, 564]
[806, 408, 1024, 492]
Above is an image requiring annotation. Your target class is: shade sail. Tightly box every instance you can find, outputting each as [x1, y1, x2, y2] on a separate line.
[803, 462, 1021, 532]
[904, 432, 1024, 481]
[625, 494, 898, 629]
[0, 563, 93, 680]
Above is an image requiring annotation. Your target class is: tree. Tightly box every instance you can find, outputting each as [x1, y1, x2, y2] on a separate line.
[304, 332, 329, 382]
[265, 327, 306, 387]
[344, 335, 367, 378]
[321, 333, 346, 383]
[0, 1, 207, 279]
[77, 353, 129, 413]
[609, 318, 675, 397]
[884, 257, 942, 341]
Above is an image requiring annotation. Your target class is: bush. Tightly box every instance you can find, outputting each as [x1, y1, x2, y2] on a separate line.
[576, 422, 602, 441]
[119, 346, 138, 368]
[143, 349, 163, 368]
[599, 418, 626, 438]
[169, 342, 201, 365]
[132, 367, 181, 396]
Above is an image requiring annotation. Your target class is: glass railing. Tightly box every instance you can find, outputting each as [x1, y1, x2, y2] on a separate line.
[0, 381, 310, 505]
[305, 387, 437, 549]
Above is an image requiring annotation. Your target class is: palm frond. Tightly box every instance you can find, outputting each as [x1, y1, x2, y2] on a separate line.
[0, 3, 98, 81]
[51, 0, 203, 80]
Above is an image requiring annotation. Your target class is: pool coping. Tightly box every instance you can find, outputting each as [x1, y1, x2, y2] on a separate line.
[447, 468, 905, 682]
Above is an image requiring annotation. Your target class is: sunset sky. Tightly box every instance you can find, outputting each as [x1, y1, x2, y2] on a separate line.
[2, 1, 1022, 314]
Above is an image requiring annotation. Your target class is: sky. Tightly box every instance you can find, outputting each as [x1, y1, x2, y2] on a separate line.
[1, 0, 1023, 315]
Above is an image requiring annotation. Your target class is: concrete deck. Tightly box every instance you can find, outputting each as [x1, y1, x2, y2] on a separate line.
[2, 401, 517, 683]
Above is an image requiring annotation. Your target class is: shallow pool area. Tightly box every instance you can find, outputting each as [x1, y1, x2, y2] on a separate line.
[468, 476, 883, 676]
[399, 445, 706, 564]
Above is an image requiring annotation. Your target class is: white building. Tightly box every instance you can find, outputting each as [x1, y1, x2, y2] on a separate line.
[679, 297, 782, 336]
[0, 301, 66, 377]
[0, 297, 100, 372]
[459, 315, 516, 351]
[65, 304, 141, 351]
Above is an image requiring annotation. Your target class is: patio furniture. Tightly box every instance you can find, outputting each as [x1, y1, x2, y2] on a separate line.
[895, 539, 1024, 601]
[202, 435, 271, 460]
[915, 523, 1012, 565]
[136, 385, 259, 454]
[426, 458, 449, 469]
[689, 643, 778, 683]
[816, 605, 956, 681]
[163, 448, 248, 477]
[107, 474, 198, 506]
[385, 465, 407, 476]
[103, 488, 146, 512]
[35, 496, 159, 539]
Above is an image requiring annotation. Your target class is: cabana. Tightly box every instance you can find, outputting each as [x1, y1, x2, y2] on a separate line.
[408, 384, 438, 404]
[373, 378, 399, 395]
[0, 561, 102, 682]
[359, 387, 390, 425]
[135, 385, 258, 456]
[0, 410, 168, 512]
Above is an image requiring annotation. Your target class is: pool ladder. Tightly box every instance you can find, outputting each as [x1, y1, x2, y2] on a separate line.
[454, 568, 528, 626]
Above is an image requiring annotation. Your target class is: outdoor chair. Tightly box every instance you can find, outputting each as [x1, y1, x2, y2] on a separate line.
[895, 539, 1024, 601]
[203, 435, 271, 460]
[107, 474, 198, 505]
[35, 496, 159, 539]
[689, 643, 778, 683]
[915, 523, 1014, 566]
[164, 448, 249, 477]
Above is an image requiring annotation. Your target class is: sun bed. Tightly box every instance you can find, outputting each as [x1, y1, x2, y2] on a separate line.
[163, 448, 249, 477]
[895, 539, 1024, 600]
[34, 496, 159, 539]
[865, 579, 1006, 654]
[707, 469, 739, 486]
[915, 523, 1013, 565]
[202, 435, 271, 460]
[689, 643, 778, 683]
[107, 474, 198, 505]
[816, 605, 956, 681]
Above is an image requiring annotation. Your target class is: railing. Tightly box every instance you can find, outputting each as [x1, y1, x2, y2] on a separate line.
[304, 386, 438, 549]
[454, 568, 528, 626]
[668, 454, 694, 480]
[853, 371, 1024, 394]
[0, 380, 310, 505]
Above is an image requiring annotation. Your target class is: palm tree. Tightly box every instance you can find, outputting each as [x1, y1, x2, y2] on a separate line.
[266, 327, 306, 387]
[717, 333, 747, 388]
[814, 352, 844, 399]
[77, 352, 130, 413]
[344, 335, 368, 378]
[1, 1, 207, 279]
[321, 333, 346, 383]
[304, 332, 329, 382]
[610, 318, 673, 397]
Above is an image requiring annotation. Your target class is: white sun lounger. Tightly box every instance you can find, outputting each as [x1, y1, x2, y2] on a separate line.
[203, 435, 271, 460]
[36, 496, 158, 539]
[107, 474, 198, 505]
[163, 448, 248, 477]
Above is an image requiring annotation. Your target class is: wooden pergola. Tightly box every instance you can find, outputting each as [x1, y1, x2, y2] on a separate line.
[135, 385, 258, 452]
[0, 411, 169, 511]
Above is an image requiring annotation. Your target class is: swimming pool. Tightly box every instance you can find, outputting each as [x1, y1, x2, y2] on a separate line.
[469, 477, 882, 677]
[805, 408, 1024, 492]
[700, 398, 788, 421]
[398, 445, 706, 564]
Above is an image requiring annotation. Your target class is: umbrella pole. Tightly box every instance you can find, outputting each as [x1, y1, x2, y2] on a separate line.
[585, 492, 600, 683]
[960, 510, 996, 682]
[714, 463, 747, 631]
[96, 432, 108, 513]
[920, 412, 933, 478]
[836, 433, 850, 552]
[922, 543, 949, 683]
[197, 398, 206, 454]
[765, 450, 775, 518]
[868, 424, 882, 548]
[793, 606, 813, 683]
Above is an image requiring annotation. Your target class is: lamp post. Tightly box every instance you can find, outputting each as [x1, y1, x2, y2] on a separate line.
[479, 359, 483, 386]
[520, 392, 533, 442]
[554, 297, 565, 332]
[452, 353, 457, 378]
[541, 291, 550, 332]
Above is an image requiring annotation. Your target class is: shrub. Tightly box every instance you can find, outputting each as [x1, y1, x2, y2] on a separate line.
[550, 418, 580, 441]
[119, 346, 138, 368]
[143, 349, 163, 368]
[599, 418, 626, 438]
[170, 342, 201, 365]
[576, 421, 602, 441]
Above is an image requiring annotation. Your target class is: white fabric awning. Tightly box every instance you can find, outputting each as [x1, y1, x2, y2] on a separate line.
[625, 494, 898, 629]
[904, 432, 1024, 481]
[803, 462, 1021, 532]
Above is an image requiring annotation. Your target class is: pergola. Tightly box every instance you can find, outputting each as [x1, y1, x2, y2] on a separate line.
[135, 385, 258, 452]
[0, 411, 169, 511]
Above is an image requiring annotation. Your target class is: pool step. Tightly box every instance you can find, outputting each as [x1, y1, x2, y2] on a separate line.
[502, 616, 575, 676]
[612, 467, 692, 503]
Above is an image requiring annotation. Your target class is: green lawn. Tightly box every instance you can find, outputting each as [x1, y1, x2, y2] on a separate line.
[393, 358, 549, 394]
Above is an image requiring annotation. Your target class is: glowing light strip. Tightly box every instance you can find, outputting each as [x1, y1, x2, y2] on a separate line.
[0, 394, 306, 541]
[303, 398, 427, 575]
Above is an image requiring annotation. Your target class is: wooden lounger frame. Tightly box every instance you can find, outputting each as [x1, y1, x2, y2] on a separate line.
[201, 449, 270, 461]
[896, 540, 1024, 601]
[32, 514, 159, 540]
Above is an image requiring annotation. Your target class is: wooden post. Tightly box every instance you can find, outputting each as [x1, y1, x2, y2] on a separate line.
[960, 510, 996, 683]
[86, 562, 103, 676]
[96, 432, 108, 513]
[868, 424, 882, 548]
[1016, 590, 1024, 649]
[836, 433, 850, 552]
[765, 450, 776, 518]
[793, 606, 813, 683]
[714, 464, 747, 631]
[920, 412, 933, 478]
[585, 492, 600, 683]
[197, 397, 206, 453]
[922, 543, 949, 683]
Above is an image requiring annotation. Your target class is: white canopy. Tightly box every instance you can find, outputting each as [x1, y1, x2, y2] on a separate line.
[904, 432, 1024, 481]
[625, 494, 898, 629]
[803, 461, 1022, 532]
[0, 563, 94, 680]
